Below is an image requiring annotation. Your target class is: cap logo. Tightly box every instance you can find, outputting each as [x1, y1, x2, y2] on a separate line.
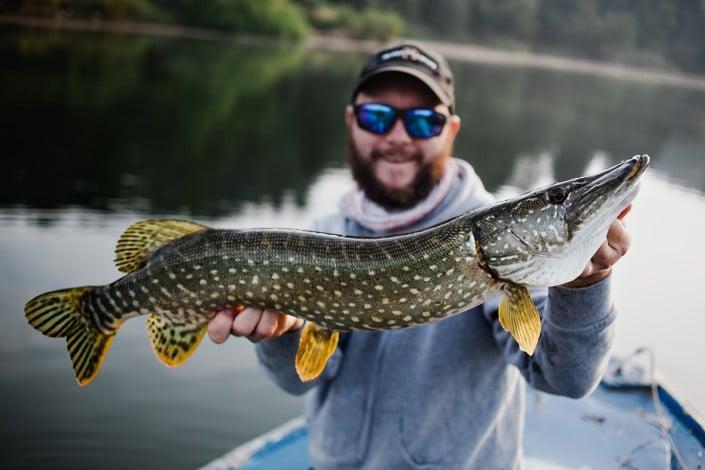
[379, 46, 439, 73]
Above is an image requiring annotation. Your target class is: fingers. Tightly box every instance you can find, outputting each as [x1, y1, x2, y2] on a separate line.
[606, 217, 631, 257]
[583, 218, 630, 272]
[247, 309, 280, 343]
[275, 315, 305, 336]
[209, 306, 304, 344]
[208, 309, 235, 344]
[618, 203, 632, 221]
[245, 310, 304, 342]
[231, 307, 266, 341]
[564, 217, 632, 288]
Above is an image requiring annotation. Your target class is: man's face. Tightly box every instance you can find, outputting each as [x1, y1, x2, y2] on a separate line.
[345, 73, 461, 209]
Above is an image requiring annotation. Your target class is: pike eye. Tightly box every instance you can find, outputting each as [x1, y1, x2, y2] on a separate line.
[547, 188, 567, 204]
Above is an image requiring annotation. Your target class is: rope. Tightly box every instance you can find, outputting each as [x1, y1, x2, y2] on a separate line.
[614, 347, 688, 469]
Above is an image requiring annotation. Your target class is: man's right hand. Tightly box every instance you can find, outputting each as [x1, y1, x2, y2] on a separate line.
[207, 307, 304, 344]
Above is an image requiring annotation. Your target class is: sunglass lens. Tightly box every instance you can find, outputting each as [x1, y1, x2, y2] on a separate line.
[356, 104, 396, 134]
[404, 109, 446, 139]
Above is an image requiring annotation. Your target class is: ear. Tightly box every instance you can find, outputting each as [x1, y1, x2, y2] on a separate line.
[345, 105, 354, 131]
[448, 114, 461, 137]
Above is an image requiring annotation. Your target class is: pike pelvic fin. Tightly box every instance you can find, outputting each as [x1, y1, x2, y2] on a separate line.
[295, 322, 339, 382]
[146, 315, 208, 367]
[114, 219, 209, 273]
[25, 286, 120, 386]
[499, 284, 542, 355]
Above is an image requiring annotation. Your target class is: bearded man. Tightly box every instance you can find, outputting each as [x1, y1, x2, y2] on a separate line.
[208, 41, 631, 469]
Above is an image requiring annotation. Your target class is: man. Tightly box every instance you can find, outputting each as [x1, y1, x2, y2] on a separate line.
[208, 41, 630, 468]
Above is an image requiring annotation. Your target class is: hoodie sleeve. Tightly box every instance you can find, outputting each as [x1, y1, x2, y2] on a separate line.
[482, 276, 616, 398]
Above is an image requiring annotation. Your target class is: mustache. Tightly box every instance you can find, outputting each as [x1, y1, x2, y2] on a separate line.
[346, 139, 451, 210]
[370, 147, 423, 163]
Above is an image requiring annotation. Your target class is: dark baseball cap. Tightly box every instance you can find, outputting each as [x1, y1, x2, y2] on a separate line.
[352, 41, 455, 112]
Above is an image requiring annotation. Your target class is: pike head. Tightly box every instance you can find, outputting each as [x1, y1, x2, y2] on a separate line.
[471, 154, 649, 287]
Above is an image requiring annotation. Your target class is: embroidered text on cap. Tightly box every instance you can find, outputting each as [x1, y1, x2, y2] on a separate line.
[379, 46, 439, 74]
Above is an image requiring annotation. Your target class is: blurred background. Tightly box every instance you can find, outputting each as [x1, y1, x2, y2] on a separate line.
[1, 1, 704, 468]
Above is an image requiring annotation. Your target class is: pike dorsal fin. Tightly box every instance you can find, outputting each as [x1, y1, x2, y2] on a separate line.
[499, 284, 542, 355]
[114, 219, 209, 273]
[146, 315, 208, 367]
[295, 323, 339, 382]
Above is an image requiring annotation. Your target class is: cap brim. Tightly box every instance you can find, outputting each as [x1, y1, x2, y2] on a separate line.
[354, 65, 452, 108]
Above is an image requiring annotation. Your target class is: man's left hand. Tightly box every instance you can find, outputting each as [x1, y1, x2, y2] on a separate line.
[562, 204, 632, 288]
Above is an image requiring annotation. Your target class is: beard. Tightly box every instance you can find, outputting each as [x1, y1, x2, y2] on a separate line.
[347, 139, 452, 210]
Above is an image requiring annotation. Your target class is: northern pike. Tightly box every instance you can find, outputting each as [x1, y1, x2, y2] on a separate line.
[25, 155, 649, 386]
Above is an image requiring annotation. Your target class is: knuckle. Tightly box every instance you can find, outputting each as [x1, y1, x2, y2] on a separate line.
[258, 317, 278, 338]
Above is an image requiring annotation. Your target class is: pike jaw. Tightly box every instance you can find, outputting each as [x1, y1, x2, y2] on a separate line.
[471, 154, 649, 287]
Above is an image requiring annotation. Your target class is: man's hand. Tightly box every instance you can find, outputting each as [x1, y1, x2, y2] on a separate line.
[208, 307, 304, 344]
[562, 204, 632, 288]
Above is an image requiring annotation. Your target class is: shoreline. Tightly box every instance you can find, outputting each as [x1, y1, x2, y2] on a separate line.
[2, 14, 705, 92]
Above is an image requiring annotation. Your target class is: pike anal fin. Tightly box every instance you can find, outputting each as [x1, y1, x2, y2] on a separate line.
[146, 315, 208, 367]
[499, 284, 542, 355]
[295, 323, 339, 382]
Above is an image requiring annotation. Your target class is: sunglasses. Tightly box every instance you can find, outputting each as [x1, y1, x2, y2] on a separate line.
[353, 103, 448, 140]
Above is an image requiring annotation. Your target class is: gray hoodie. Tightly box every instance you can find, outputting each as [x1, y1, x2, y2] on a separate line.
[255, 158, 615, 469]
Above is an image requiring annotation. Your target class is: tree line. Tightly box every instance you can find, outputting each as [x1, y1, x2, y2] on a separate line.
[3, 0, 705, 73]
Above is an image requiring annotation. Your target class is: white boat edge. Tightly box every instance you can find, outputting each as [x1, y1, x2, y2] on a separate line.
[200, 417, 307, 470]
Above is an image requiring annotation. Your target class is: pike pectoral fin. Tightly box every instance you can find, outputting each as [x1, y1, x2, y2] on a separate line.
[295, 323, 339, 382]
[115, 219, 209, 273]
[499, 284, 541, 355]
[146, 315, 208, 367]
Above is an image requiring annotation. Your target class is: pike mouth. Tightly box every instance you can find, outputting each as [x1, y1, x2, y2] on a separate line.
[577, 155, 649, 203]
[627, 154, 650, 181]
[566, 154, 650, 232]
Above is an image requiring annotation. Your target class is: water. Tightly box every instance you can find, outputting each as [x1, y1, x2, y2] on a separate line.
[2, 27, 705, 468]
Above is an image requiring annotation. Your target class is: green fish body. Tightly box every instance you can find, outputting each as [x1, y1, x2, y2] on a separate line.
[25, 155, 650, 386]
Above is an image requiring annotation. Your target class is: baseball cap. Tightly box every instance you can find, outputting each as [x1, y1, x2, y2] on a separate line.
[352, 41, 455, 113]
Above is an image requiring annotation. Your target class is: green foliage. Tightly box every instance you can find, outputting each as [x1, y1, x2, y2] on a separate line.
[351, 8, 404, 41]
[5, 0, 309, 38]
[470, 0, 538, 41]
[156, 0, 309, 37]
[308, 4, 403, 41]
[10, 0, 161, 19]
[322, 0, 705, 73]
[4, 0, 705, 71]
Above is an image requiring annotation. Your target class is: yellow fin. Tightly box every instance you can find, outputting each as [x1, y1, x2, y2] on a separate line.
[295, 323, 339, 382]
[499, 284, 541, 355]
[114, 219, 209, 273]
[146, 315, 207, 367]
[67, 325, 118, 386]
[25, 286, 120, 386]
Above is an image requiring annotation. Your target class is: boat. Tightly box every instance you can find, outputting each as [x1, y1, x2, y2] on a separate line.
[202, 350, 705, 469]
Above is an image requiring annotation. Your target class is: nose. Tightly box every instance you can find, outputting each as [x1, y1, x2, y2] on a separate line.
[385, 117, 412, 144]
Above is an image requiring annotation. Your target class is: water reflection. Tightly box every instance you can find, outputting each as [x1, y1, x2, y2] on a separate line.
[2, 28, 705, 223]
[1, 28, 705, 469]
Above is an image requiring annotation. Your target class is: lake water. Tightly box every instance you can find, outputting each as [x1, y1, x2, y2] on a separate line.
[2, 28, 705, 469]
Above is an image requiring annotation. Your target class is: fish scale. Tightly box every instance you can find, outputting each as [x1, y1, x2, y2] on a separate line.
[94, 223, 501, 333]
[24, 155, 650, 386]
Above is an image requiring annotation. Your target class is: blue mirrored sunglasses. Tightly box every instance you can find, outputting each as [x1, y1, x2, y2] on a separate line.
[353, 103, 448, 140]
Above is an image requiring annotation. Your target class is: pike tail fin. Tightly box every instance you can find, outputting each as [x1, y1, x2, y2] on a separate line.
[25, 287, 118, 386]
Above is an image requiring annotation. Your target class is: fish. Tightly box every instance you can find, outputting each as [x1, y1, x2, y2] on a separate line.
[25, 154, 649, 386]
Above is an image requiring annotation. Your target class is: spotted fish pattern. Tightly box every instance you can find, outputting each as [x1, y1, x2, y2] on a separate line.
[93, 222, 500, 333]
[24, 155, 650, 386]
